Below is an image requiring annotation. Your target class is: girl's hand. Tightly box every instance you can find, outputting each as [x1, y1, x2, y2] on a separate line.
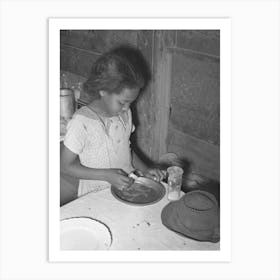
[144, 168, 165, 182]
[104, 169, 133, 190]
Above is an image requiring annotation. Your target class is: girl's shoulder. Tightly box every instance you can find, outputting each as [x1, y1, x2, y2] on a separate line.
[74, 106, 100, 121]
[68, 106, 105, 134]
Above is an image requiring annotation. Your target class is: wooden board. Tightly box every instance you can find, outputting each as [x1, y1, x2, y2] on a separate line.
[60, 30, 138, 54]
[169, 48, 220, 145]
[176, 30, 220, 56]
[167, 124, 220, 180]
[60, 44, 100, 78]
[152, 31, 176, 160]
[131, 31, 154, 159]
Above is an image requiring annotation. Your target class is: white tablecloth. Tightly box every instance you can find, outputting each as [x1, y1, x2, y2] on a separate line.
[60, 182, 220, 250]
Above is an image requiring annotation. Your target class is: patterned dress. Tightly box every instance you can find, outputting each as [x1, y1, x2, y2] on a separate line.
[64, 106, 135, 197]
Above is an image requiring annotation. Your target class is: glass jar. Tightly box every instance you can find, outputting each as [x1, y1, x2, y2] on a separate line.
[60, 89, 75, 120]
[167, 166, 184, 201]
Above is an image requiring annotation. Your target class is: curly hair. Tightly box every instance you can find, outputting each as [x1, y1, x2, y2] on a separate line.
[83, 47, 146, 99]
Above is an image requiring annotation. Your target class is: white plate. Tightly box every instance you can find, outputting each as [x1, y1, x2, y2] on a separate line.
[60, 217, 112, 250]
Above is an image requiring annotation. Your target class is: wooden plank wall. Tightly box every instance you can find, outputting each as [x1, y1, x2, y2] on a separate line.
[152, 30, 220, 180]
[151, 31, 175, 159]
[169, 31, 220, 180]
[60, 30, 138, 79]
[169, 35, 220, 146]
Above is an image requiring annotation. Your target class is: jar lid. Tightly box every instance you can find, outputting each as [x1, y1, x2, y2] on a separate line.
[60, 89, 73, 96]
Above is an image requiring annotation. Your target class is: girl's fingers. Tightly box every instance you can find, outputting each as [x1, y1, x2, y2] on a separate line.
[152, 169, 165, 181]
[121, 176, 132, 185]
[146, 173, 156, 180]
[117, 169, 167, 190]
[135, 169, 144, 177]
[117, 169, 128, 176]
[149, 170, 160, 181]
[161, 170, 167, 179]
[159, 170, 165, 180]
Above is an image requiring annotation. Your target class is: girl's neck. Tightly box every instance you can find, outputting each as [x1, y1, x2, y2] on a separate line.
[87, 99, 113, 118]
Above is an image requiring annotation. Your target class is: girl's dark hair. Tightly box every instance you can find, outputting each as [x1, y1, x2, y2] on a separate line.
[83, 46, 146, 98]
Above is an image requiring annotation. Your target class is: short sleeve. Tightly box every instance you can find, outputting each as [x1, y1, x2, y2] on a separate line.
[128, 109, 136, 133]
[64, 116, 87, 154]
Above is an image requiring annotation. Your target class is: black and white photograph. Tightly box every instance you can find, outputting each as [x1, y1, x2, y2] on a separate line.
[52, 18, 231, 259]
[1, 0, 280, 279]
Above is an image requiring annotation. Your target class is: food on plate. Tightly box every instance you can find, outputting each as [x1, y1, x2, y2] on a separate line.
[113, 182, 158, 203]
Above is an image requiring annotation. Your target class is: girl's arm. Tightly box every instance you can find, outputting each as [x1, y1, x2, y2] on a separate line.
[61, 144, 132, 188]
[61, 145, 106, 180]
[131, 150, 149, 174]
[131, 150, 165, 182]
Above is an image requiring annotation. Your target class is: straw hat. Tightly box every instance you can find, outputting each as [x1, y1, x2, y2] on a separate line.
[161, 190, 220, 243]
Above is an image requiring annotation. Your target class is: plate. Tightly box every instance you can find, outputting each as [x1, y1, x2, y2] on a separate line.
[60, 217, 112, 250]
[111, 177, 166, 206]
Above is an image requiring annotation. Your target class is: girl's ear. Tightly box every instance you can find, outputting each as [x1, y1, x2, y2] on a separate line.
[99, 90, 110, 97]
[99, 90, 106, 97]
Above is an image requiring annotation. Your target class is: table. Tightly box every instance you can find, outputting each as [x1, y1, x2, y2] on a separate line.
[60, 183, 220, 250]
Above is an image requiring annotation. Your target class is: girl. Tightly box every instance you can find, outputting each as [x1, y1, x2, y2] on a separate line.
[61, 47, 164, 197]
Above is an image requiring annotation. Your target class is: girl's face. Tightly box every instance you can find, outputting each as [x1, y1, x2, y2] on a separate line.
[101, 87, 140, 116]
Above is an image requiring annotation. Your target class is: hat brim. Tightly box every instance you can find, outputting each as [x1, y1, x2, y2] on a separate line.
[161, 196, 220, 243]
